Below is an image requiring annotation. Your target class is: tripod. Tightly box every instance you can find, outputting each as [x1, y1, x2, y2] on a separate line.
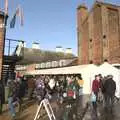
[34, 98, 56, 120]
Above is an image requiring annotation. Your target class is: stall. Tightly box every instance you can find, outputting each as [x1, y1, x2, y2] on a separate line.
[25, 64, 99, 94]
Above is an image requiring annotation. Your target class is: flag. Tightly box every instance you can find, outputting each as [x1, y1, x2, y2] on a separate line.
[10, 6, 20, 28]
[10, 13, 16, 28]
[4, 0, 8, 14]
[10, 5, 24, 28]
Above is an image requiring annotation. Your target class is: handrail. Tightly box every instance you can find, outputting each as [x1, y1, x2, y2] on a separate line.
[6, 38, 24, 43]
[4, 38, 25, 56]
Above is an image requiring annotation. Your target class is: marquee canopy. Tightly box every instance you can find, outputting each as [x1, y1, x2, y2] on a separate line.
[25, 63, 120, 96]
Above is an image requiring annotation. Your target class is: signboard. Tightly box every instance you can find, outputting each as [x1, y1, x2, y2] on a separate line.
[16, 66, 26, 71]
[35, 59, 72, 69]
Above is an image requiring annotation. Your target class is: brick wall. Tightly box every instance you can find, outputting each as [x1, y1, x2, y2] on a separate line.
[0, 14, 5, 80]
[88, 11, 94, 62]
[92, 5, 103, 64]
[101, 5, 110, 61]
[77, 5, 88, 64]
[26, 64, 36, 72]
[108, 8, 120, 63]
[77, 2, 120, 65]
[81, 20, 89, 64]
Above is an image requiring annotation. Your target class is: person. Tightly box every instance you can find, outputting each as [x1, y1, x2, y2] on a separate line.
[0, 80, 4, 114]
[98, 74, 104, 102]
[35, 77, 46, 104]
[101, 76, 108, 107]
[7, 80, 18, 119]
[17, 77, 26, 101]
[67, 75, 76, 100]
[48, 76, 56, 94]
[27, 78, 35, 99]
[92, 75, 100, 102]
[77, 74, 84, 96]
[103, 75, 116, 111]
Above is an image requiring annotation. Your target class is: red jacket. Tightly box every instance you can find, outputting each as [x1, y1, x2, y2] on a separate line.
[92, 79, 100, 93]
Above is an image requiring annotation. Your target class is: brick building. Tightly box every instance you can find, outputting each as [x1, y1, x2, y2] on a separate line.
[77, 1, 120, 65]
[0, 12, 7, 80]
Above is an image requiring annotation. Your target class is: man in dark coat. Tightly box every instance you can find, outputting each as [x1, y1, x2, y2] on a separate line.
[17, 77, 26, 100]
[0, 80, 4, 114]
[103, 75, 116, 110]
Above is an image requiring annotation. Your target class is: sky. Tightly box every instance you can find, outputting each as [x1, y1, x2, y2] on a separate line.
[1, 0, 120, 55]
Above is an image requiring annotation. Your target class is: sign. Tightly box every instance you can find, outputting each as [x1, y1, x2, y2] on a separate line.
[35, 59, 72, 69]
[16, 66, 26, 71]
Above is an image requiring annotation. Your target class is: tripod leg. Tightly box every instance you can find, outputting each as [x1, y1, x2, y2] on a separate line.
[44, 99, 56, 120]
[34, 102, 43, 120]
[48, 103, 56, 120]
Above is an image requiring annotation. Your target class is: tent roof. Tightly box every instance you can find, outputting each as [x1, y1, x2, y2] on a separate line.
[98, 62, 119, 76]
[25, 64, 98, 75]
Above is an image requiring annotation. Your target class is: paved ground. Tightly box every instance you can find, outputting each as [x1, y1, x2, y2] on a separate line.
[0, 95, 120, 120]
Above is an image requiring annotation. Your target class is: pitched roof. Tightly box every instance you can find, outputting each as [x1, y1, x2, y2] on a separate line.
[17, 47, 76, 64]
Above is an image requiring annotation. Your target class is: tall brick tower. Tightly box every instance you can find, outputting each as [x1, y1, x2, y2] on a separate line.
[77, 4, 89, 64]
[0, 12, 7, 80]
[77, 1, 120, 65]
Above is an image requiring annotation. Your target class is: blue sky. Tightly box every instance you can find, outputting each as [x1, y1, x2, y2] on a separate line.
[1, 0, 120, 55]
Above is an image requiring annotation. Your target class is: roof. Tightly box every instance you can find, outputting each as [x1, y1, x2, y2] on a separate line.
[17, 47, 76, 64]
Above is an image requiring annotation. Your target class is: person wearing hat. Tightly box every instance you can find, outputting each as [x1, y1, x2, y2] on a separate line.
[103, 75, 116, 111]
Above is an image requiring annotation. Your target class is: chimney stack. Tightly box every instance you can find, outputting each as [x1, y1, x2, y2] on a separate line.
[55, 46, 64, 53]
[65, 48, 72, 54]
[32, 42, 40, 49]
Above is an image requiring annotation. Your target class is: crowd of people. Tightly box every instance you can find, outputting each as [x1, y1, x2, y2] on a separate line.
[91, 74, 116, 112]
[0, 73, 118, 119]
[0, 74, 84, 119]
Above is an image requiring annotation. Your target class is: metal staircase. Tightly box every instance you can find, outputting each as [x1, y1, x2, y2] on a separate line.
[1, 38, 24, 85]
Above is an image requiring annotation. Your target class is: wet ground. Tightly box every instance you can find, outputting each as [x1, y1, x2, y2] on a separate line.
[0, 95, 120, 120]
